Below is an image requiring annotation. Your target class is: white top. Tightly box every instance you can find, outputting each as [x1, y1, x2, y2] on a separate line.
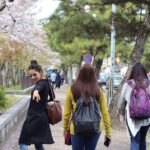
[50, 72, 57, 82]
[118, 80, 150, 137]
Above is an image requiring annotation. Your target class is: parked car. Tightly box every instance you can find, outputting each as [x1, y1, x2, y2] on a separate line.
[113, 76, 122, 88]
[98, 73, 107, 85]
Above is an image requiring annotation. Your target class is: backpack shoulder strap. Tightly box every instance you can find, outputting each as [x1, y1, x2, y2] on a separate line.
[148, 80, 150, 85]
[146, 82, 150, 98]
[127, 80, 135, 89]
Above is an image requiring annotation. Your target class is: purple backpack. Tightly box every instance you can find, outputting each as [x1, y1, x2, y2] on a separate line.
[127, 80, 150, 119]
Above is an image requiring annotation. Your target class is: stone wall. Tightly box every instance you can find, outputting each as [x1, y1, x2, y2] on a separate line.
[0, 96, 30, 146]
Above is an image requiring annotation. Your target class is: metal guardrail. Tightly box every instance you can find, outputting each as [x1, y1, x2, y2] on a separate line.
[0, 85, 35, 147]
[0, 96, 30, 147]
[5, 85, 35, 95]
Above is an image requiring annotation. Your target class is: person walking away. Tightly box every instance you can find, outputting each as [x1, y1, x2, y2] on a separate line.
[63, 64, 112, 150]
[117, 63, 150, 150]
[19, 60, 54, 150]
[55, 72, 61, 89]
[50, 70, 57, 89]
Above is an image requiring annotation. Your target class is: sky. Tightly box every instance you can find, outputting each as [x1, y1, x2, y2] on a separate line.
[30, 0, 60, 20]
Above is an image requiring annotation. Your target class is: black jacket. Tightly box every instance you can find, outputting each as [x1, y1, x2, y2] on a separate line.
[19, 79, 54, 145]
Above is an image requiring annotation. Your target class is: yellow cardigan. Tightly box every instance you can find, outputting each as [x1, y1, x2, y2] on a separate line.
[63, 87, 112, 137]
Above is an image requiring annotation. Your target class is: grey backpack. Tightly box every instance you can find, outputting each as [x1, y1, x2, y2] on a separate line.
[72, 97, 101, 136]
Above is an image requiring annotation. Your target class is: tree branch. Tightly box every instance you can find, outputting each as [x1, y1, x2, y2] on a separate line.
[0, 0, 6, 11]
[131, 8, 150, 63]
[103, 0, 150, 5]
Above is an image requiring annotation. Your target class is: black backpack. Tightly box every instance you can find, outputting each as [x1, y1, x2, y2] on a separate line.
[72, 97, 101, 136]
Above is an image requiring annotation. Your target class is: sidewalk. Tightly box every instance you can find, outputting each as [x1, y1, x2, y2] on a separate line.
[1, 84, 130, 150]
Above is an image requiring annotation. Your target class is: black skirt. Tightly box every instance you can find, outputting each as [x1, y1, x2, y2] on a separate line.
[19, 111, 54, 145]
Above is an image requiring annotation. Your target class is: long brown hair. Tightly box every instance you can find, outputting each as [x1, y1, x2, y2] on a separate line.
[128, 63, 148, 88]
[128, 63, 148, 81]
[71, 64, 100, 102]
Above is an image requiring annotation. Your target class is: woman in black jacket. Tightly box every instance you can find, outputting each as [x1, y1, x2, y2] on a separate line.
[19, 60, 54, 150]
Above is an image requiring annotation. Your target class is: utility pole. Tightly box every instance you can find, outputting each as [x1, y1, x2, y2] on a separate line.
[108, 4, 116, 105]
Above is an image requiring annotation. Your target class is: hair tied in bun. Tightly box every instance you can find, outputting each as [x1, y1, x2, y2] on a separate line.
[31, 60, 38, 65]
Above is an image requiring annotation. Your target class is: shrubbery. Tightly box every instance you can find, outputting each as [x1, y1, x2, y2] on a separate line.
[0, 86, 6, 107]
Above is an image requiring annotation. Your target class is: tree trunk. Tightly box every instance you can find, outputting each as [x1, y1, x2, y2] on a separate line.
[109, 8, 150, 121]
[0, 0, 6, 11]
[61, 65, 68, 84]
[1, 61, 9, 86]
[68, 65, 73, 84]
[94, 59, 103, 78]
[64, 70, 68, 84]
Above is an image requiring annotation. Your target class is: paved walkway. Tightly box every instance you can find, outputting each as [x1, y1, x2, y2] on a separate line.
[1, 84, 131, 150]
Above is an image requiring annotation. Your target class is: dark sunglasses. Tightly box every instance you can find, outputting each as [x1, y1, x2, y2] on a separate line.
[28, 73, 38, 77]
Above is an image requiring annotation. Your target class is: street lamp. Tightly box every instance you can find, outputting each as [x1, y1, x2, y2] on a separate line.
[108, 4, 116, 105]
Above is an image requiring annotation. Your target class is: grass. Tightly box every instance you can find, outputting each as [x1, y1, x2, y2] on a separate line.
[0, 95, 23, 114]
[4, 85, 22, 90]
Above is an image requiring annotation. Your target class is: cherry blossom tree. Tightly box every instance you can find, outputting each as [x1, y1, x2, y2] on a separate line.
[0, 0, 60, 86]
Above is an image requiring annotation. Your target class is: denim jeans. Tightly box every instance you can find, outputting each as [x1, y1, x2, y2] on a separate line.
[20, 144, 45, 150]
[71, 133, 100, 150]
[127, 124, 150, 150]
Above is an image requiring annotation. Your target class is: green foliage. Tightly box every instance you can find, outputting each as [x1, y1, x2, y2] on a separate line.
[115, 3, 146, 40]
[44, 0, 111, 68]
[44, 0, 149, 69]
[116, 40, 134, 63]
[142, 38, 150, 71]
[0, 86, 6, 107]
[0, 95, 23, 113]
[4, 85, 21, 90]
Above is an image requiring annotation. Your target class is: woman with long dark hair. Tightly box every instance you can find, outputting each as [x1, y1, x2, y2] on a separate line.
[63, 64, 111, 150]
[19, 60, 54, 150]
[117, 63, 150, 150]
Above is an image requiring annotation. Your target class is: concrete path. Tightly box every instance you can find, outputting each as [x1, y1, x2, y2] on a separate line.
[1, 84, 131, 150]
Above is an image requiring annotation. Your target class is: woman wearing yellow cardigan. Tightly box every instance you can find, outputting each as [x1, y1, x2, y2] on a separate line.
[63, 64, 111, 150]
